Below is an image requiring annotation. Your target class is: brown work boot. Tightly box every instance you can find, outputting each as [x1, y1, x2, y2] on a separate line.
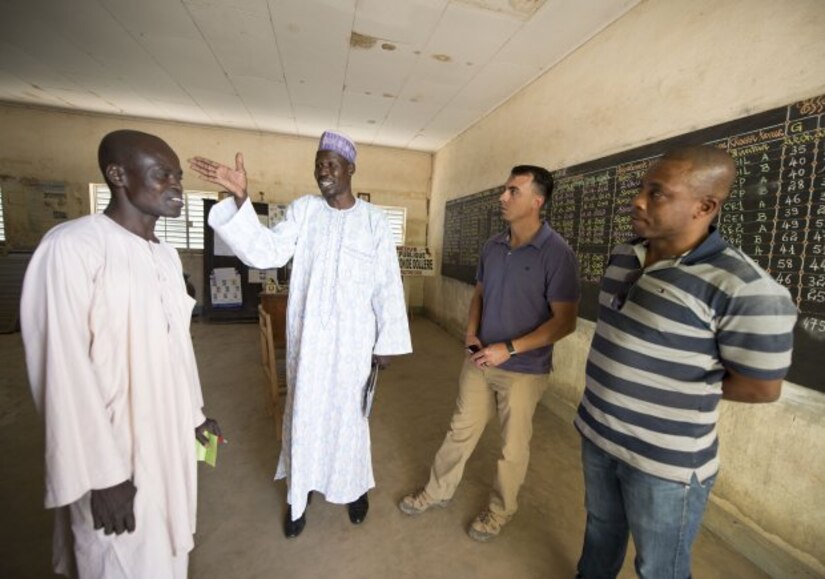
[467, 509, 507, 542]
[398, 489, 450, 516]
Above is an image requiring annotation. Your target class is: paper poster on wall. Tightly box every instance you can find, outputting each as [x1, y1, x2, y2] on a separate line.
[39, 181, 68, 226]
[1, 177, 69, 247]
[268, 204, 287, 228]
[397, 246, 435, 276]
[210, 267, 242, 307]
[248, 268, 278, 284]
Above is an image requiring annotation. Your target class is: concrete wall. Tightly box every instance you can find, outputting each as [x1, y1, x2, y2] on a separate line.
[424, 0, 825, 576]
[0, 103, 432, 306]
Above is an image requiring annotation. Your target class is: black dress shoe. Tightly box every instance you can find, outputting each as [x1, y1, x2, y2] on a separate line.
[347, 493, 369, 525]
[284, 507, 306, 538]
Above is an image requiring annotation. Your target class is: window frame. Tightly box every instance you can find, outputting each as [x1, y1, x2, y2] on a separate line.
[376, 204, 407, 246]
[89, 184, 217, 250]
[0, 187, 6, 244]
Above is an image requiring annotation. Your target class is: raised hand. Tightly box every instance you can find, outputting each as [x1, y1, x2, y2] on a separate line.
[188, 153, 248, 202]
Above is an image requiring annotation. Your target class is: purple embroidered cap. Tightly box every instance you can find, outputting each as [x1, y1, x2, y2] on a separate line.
[318, 130, 357, 164]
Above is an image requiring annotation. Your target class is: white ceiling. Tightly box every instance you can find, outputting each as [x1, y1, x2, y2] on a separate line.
[0, 0, 639, 151]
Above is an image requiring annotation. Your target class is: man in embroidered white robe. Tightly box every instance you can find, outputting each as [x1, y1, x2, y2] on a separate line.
[190, 131, 411, 537]
[21, 130, 220, 578]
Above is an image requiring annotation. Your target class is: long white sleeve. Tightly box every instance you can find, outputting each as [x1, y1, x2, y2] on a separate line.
[20, 227, 130, 508]
[208, 197, 303, 269]
[370, 214, 412, 356]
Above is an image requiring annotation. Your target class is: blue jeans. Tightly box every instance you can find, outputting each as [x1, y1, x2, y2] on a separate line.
[576, 438, 716, 579]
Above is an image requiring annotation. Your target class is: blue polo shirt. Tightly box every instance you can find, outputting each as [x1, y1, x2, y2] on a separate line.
[476, 222, 580, 374]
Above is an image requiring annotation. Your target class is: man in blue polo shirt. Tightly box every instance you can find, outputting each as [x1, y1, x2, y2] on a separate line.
[399, 165, 580, 541]
[575, 145, 797, 578]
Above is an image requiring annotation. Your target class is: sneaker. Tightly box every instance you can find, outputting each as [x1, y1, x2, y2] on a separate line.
[398, 489, 450, 516]
[467, 510, 506, 542]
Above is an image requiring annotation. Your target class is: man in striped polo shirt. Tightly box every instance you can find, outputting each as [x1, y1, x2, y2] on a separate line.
[574, 146, 797, 578]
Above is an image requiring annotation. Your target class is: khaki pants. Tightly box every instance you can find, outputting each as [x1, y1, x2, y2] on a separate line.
[424, 359, 549, 521]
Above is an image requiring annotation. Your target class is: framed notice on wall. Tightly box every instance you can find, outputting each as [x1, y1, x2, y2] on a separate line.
[397, 246, 435, 276]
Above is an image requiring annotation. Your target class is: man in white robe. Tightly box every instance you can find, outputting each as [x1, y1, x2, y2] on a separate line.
[20, 130, 220, 578]
[189, 131, 411, 538]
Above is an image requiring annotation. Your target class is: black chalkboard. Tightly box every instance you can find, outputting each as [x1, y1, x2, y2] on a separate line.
[442, 186, 506, 283]
[441, 94, 825, 391]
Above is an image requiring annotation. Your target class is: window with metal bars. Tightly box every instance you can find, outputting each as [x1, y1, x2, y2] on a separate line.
[89, 184, 216, 250]
[376, 205, 406, 246]
[0, 188, 5, 243]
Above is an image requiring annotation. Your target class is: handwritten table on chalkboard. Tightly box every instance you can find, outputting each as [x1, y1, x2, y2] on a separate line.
[441, 94, 825, 391]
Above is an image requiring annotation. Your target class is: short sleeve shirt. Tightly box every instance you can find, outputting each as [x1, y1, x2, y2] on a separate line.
[476, 222, 580, 374]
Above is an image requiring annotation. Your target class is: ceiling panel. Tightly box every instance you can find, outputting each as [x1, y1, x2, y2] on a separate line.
[424, 104, 485, 136]
[0, 11, 102, 80]
[36, 87, 118, 113]
[0, 69, 70, 109]
[451, 61, 537, 112]
[138, 35, 231, 92]
[353, 0, 448, 48]
[344, 45, 417, 96]
[377, 99, 446, 147]
[184, 0, 271, 15]
[268, 0, 355, 54]
[187, 88, 254, 126]
[421, 2, 522, 65]
[397, 73, 468, 109]
[186, 3, 285, 82]
[497, 0, 638, 67]
[292, 105, 340, 137]
[337, 124, 380, 145]
[339, 91, 395, 126]
[0, 42, 81, 93]
[97, 0, 202, 41]
[255, 115, 299, 135]
[0, 0, 640, 151]
[150, 99, 213, 125]
[231, 75, 293, 119]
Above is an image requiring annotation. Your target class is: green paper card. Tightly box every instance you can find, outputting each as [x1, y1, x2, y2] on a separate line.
[196, 432, 219, 467]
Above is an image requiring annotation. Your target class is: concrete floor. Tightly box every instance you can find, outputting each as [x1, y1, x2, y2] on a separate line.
[0, 317, 769, 578]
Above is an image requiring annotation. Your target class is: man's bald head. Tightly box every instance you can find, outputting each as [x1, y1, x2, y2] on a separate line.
[98, 130, 175, 186]
[660, 145, 736, 204]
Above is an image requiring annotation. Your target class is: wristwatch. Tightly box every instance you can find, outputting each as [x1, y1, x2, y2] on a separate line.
[505, 340, 517, 357]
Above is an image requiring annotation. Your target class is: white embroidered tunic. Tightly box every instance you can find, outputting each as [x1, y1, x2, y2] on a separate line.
[209, 196, 411, 519]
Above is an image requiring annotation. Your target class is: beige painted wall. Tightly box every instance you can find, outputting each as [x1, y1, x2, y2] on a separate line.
[424, 0, 825, 575]
[0, 104, 432, 306]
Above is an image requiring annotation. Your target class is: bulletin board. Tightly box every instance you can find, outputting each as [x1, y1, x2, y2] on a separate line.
[202, 199, 270, 322]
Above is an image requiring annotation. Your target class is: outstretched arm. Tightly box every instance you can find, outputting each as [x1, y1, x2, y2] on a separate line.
[188, 153, 248, 207]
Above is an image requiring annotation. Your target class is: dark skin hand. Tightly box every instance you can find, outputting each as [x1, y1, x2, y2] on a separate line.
[89, 418, 221, 535]
[91, 479, 137, 535]
[195, 417, 222, 445]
